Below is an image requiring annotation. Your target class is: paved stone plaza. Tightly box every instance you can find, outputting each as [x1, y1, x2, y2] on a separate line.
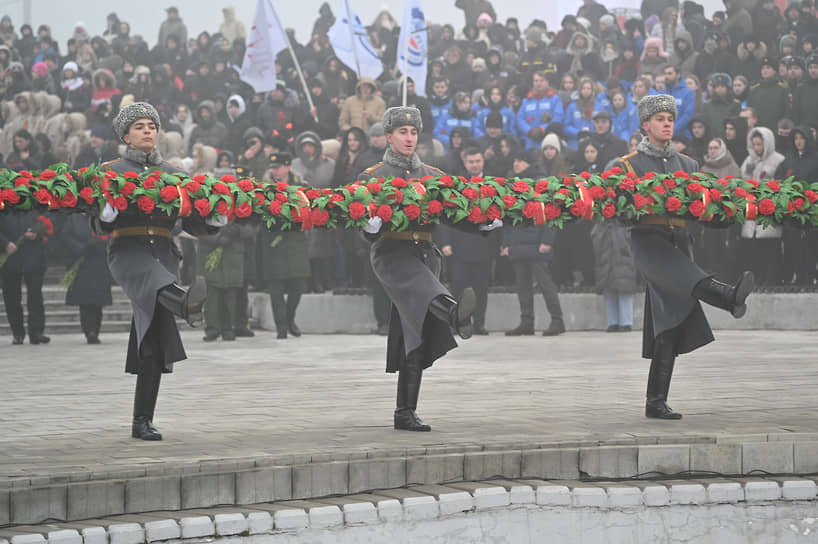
[1, 329, 817, 478]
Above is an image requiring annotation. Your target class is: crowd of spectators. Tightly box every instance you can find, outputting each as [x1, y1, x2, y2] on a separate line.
[1, 0, 818, 306]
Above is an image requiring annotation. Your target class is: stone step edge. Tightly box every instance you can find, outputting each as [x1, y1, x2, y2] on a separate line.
[3, 479, 817, 543]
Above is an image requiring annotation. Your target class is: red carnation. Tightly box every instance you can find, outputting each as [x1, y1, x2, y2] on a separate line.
[14, 177, 30, 187]
[142, 178, 156, 189]
[2, 189, 20, 204]
[184, 181, 201, 194]
[276, 182, 288, 191]
[306, 189, 322, 199]
[275, 192, 288, 203]
[36, 216, 54, 235]
[213, 182, 230, 195]
[795, 197, 806, 210]
[633, 194, 651, 209]
[673, 170, 690, 180]
[578, 171, 591, 180]
[254, 193, 266, 207]
[216, 201, 230, 216]
[486, 204, 502, 221]
[387, 189, 404, 204]
[759, 198, 776, 215]
[34, 188, 51, 204]
[220, 174, 236, 183]
[38, 169, 58, 180]
[480, 184, 497, 197]
[367, 182, 382, 193]
[238, 179, 254, 192]
[122, 171, 139, 179]
[653, 185, 666, 195]
[470, 176, 484, 184]
[608, 166, 623, 175]
[235, 201, 252, 218]
[438, 175, 454, 187]
[544, 203, 562, 220]
[512, 180, 530, 193]
[376, 204, 393, 222]
[60, 191, 78, 208]
[735, 187, 749, 198]
[686, 182, 705, 194]
[160, 186, 178, 202]
[502, 194, 517, 209]
[601, 202, 616, 218]
[663, 178, 677, 188]
[349, 201, 367, 219]
[745, 179, 759, 187]
[557, 188, 570, 196]
[607, 188, 617, 199]
[766, 180, 781, 192]
[268, 201, 282, 216]
[709, 188, 723, 201]
[427, 200, 443, 215]
[467, 206, 485, 223]
[329, 193, 344, 208]
[805, 190, 818, 203]
[589, 186, 606, 199]
[665, 196, 682, 212]
[618, 178, 635, 191]
[192, 174, 206, 183]
[113, 196, 128, 211]
[19, 170, 33, 179]
[688, 200, 705, 217]
[120, 181, 137, 196]
[311, 208, 330, 226]
[137, 196, 155, 214]
[404, 204, 421, 220]
[391, 177, 407, 188]
[534, 180, 549, 193]
[462, 187, 479, 200]
[194, 198, 211, 216]
[569, 201, 586, 217]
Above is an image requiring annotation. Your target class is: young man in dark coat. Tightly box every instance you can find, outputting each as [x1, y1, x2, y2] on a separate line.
[95, 102, 224, 440]
[609, 95, 755, 420]
[357, 106, 501, 432]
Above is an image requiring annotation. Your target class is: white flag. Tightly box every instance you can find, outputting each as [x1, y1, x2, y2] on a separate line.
[328, 0, 383, 80]
[397, 0, 428, 96]
[240, 0, 289, 93]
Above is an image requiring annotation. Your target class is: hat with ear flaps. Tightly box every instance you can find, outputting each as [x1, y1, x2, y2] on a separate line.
[113, 101, 160, 143]
[382, 106, 423, 133]
[637, 94, 677, 123]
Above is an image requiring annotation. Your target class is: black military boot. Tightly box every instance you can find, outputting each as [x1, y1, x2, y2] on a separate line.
[271, 298, 288, 339]
[428, 288, 476, 339]
[692, 271, 754, 318]
[645, 331, 682, 420]
[286, 295, 302, 337]
[157, 277, 207, 326]
[132, 364, 163, 440]
[394, 356, 431, 432]
[541, 318, 566, 336]
[505, 318, 535, 336]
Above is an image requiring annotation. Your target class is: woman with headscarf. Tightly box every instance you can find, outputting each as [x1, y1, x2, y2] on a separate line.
[723, 116, 749, 166]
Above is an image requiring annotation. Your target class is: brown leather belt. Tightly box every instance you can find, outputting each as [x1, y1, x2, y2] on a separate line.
[380, 231, 433, 242]
[111, 226, 172, 238]
[639, 216, 687, 228]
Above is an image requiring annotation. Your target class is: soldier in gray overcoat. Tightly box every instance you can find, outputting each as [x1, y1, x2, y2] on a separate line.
[95, 102, 225, 440]
[358, 106, 502, 432]
[609, 95, 755, 420]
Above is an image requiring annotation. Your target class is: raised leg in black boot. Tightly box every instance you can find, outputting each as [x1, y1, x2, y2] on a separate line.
[428, 288, 476, 339]
[645, 330, 682, 419]
[132, 359, 163, 440]
[157, 277, 207, 326]
[692, 271, 754, 318]
[394, 354, 431, 431]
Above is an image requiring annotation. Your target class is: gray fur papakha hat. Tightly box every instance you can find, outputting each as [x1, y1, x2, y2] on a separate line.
[637, 94, 677, 123]
[113, 102, 161, 143]
[382, 106, 423, 133]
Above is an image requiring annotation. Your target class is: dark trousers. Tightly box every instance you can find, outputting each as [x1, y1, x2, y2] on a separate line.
[234, 282, 250, 330]
[449, 258, 490, 327]
[133, 355, 162, 421]
[79, 304, 103, 336]
[512, 259, 562, 324]
[782, 225, 818, 285]
[269, 278, 306, 328]
[178, 237, 197, 286]
[309, 257, 332, 292]
[2, 270, 45, 338]
[204, 285, 239, 336]
[366, 256, 391, 327]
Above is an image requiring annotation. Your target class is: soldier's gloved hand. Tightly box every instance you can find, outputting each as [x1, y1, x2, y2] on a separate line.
[205, 214, 229, 227]
[363, 216, 383, 234]
[100, 202, 119, 223]
[479, 218, 503, 232]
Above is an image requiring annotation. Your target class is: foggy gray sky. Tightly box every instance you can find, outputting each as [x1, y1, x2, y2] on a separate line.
[11, 0, 724, 51]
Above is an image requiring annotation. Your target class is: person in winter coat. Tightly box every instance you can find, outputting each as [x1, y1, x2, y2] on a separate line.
[736, 37, 767, 81]
[724, 116, 749, 165]
[502, 148, 565, 336]
[59, 61, 91, 113]
[722, 0, 753, 46]
[775, 126, 818, 284]
[591, 220, 636, 332]
[74, 125, 120, 168]
[610, 90, 640, 142]
[699, 73, 741, 139]
[663, 64, 695, 139]
[473, 85, 515, 138]
[687, 115, 712, 164]
[158, 7, 188, 55]
[747, 56, 790, 130]
[739, 126, 785, 285]
[91, 68, 122, 110]
[61, 214, 112, 344]
[669, 30, 698, 76]
[434, 91, 476, 147]
[290, 131, 336, 292]
[257, 82, 300, 143]
[428, 77, 453, 128]
[339, 77, 385, 134]
[516, 71, 564, 149]
[5, 130, 43, 171]
[224, 94, 253, 155]
[219, 7, 246, 45]
[564, 77, 597, 149]
[792, 54, 818, 129]
[640, 36, 669, 75]
[188, 100, 227, 153]
[566, 31, 603, 81]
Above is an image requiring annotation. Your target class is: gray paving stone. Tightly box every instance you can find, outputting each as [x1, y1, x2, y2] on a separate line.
[742, 442, 795, 474]
[745, 481, 782, 501]
[178, 516, 214, 539]
[437, 492, 474, 516]
[579, 446, 638, 479]
[106, 524, 143, 544]
[272, 509, 308, 531]
[124, 477, 180, 514]
[234, 467, 291, 504]
[794, 442, 818, 473]
[341, 502, 378, 525]
[536, 485, 571, 506]
[9, 486, 67, 525]
[67, 481, 125, 521]
[143, 520, 179, 543]
[348, 458, 406, 494]
[463, 451, 521, 481]
[670, 484, 707, 505]
[214, 513, 247, 536]
[690, 444, 742, 475]
[291, 461, 349, 500]
[643, 485, 670, 506]
[180, 473, 235, 510]
[706, 482, 744, 503]
[10, 536, 45, 544]
[521, 448, 579, 480]
[637, 445, 690, 476]
[571, 487, 607, 508]
[509, 485, 535, 504]
[81, 526, 107, 544]
[376, 499, 402, 522]
[46, 530, 81, 544]
[246, 512, 273, 534]
[308, 506, 343, 529]
[402, 496, 438, 520]
[782, 480, 818, 500]
[405, 454, 463, 485]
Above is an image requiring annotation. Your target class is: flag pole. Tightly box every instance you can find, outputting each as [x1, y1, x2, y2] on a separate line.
[343, 0, 363, 79]
[269, 0, 318, 123]
[402, 37, 408, 106]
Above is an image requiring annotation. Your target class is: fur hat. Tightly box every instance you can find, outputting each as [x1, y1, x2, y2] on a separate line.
[368, 122, 385, 138]
[269, 151, 292, 167]
[637, 94, 677, 123]
[382, 106, 423, 133]
[113, 101, 161, 143]
[710, 72, 732, 88]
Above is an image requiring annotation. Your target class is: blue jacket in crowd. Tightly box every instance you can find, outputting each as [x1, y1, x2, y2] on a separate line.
[434, 109, 476, 147]
[516, 91, 564, 149]
[472, 104, 516, 138]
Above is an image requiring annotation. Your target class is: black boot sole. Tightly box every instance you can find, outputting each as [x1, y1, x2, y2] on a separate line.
[645, 406, 683, 419]
[456, 287, 476, 340]
[731, 271, 755, 319]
